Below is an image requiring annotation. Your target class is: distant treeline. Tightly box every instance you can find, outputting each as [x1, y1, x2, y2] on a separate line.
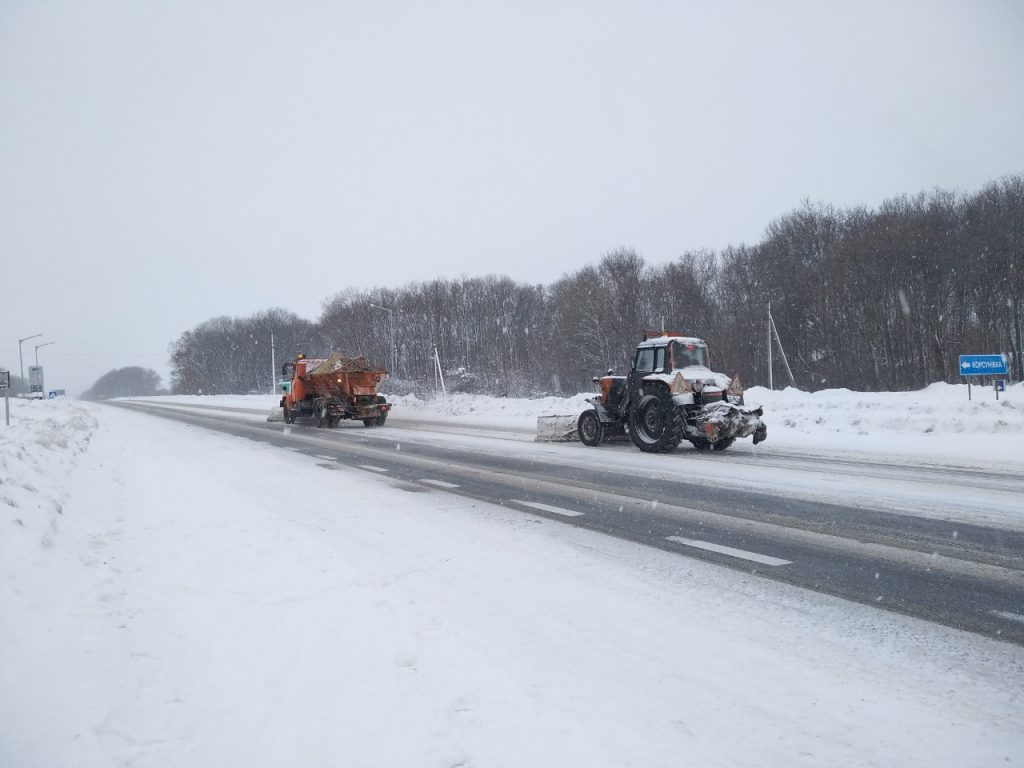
[81, 366, 162, 400]
[169, 175, 1023, 395]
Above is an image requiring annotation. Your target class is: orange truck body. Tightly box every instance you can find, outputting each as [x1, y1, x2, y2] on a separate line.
[280, 354, 391, 428]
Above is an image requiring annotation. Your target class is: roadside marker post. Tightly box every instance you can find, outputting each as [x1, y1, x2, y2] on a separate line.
[0, 370, 10, 426]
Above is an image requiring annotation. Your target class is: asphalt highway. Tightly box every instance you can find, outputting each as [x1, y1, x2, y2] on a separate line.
[111, 400, 1024, 645]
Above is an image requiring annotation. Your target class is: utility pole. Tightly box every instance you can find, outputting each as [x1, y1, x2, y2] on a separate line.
[767, 304, 796, 388]
[767, 302, 773, 390]
[270, 330, 276, 395]
[433, 346, 446, 396]
[370, 304, 396, 375]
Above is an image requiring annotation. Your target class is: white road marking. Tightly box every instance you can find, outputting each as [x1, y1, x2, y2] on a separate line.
[420, 479, 460, 489]
[314, 454, 335, 461]
[990, 610, 1024, 625]
[665, 536, 793, 567]
[510, 500, 584, 517]
[359, 465, 389, 473]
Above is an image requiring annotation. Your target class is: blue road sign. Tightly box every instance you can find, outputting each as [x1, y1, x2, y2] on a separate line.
[959, 354, 1008, 376]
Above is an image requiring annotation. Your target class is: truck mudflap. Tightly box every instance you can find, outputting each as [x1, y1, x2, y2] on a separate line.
[692, 401, 767, 445]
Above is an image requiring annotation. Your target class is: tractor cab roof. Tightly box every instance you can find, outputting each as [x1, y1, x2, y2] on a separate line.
[637, 333, 706, 349]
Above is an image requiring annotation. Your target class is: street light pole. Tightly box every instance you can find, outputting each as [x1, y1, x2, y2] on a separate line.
[18, 333, 42, 391]
[370, 303, 396, 376]
[35, 341, 55, 366]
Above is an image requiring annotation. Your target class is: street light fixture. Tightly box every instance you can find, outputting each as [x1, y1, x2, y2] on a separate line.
[18, 333, 42, 390]
[369, 303, 397, 376]
[35, 341, 55, 366]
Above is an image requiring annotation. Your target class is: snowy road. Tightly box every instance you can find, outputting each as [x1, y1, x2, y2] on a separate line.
[114, 399, 1024, 644]
[5, 397, 1023, 767]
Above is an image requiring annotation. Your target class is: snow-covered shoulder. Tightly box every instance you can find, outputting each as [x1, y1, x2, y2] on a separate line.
[0, 398, 98, 555]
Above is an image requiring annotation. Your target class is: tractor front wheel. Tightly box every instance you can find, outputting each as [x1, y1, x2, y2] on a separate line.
[577, 409, 604, 447]
[628, 386, 683, 453]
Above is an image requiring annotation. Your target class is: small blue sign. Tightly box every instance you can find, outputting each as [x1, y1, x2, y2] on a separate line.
[995, 380, 1006, 392]
[959, 354, 1008, 376]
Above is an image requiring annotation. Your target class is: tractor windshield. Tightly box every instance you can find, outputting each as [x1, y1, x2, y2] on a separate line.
[671, 341, 709, 369]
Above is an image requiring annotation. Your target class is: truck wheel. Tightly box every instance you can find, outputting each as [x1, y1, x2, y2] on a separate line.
[316, 404, 328, 428]
[375, 409, 388, 426]
[577, 409, 604, 446]
[628, 386, 682, 453]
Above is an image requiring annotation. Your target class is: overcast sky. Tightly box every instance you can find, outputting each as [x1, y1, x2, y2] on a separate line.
[2, 1, 1022, 395]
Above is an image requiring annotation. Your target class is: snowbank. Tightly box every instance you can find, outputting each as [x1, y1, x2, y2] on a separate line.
[746, 381, 1024, 438]
[742, 381, 1024, 464]
[0, 399, 98, 555]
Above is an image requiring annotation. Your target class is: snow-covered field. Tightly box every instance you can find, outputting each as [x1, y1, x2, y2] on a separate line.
[2, 395, 1023, 767]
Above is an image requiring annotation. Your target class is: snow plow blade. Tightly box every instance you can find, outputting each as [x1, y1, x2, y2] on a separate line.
[536, 415, 579, 442]
[695, 401, 767, 444]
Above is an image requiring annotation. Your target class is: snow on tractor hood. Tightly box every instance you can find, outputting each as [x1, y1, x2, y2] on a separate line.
[642, 366, 732, 393]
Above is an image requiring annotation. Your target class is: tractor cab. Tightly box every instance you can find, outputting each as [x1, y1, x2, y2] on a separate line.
[633, 332, 711, 375]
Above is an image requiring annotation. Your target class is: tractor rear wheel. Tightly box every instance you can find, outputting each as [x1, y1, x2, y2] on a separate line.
[577, 409, 604, 447]
[628, 386, 683, 453]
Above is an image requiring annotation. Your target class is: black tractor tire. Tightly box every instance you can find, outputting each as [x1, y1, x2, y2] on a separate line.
[577, 409, 604, 447]
[628, 386, 683, 453]
[690, 436, 735, 452]
[362, 419, 375, 427]
[375, 395, 388, 426]
[283, 406, 294, 424]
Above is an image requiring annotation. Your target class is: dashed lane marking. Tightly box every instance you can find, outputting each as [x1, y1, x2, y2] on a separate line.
[666, 536, 793, 567]
[510, 500, 584, 518]
[990, 610, 1024, 625]
[359, 465, 389, 473]
[314, 454, 335, 461]
[420, 479, 460, 489]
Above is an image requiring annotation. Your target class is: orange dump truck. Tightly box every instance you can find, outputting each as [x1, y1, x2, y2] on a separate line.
[280, 353, 391, 428]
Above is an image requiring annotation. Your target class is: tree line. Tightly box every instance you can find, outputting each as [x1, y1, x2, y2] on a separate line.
[81, 367, 162, 400]
[167, 175, 1023, 396]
